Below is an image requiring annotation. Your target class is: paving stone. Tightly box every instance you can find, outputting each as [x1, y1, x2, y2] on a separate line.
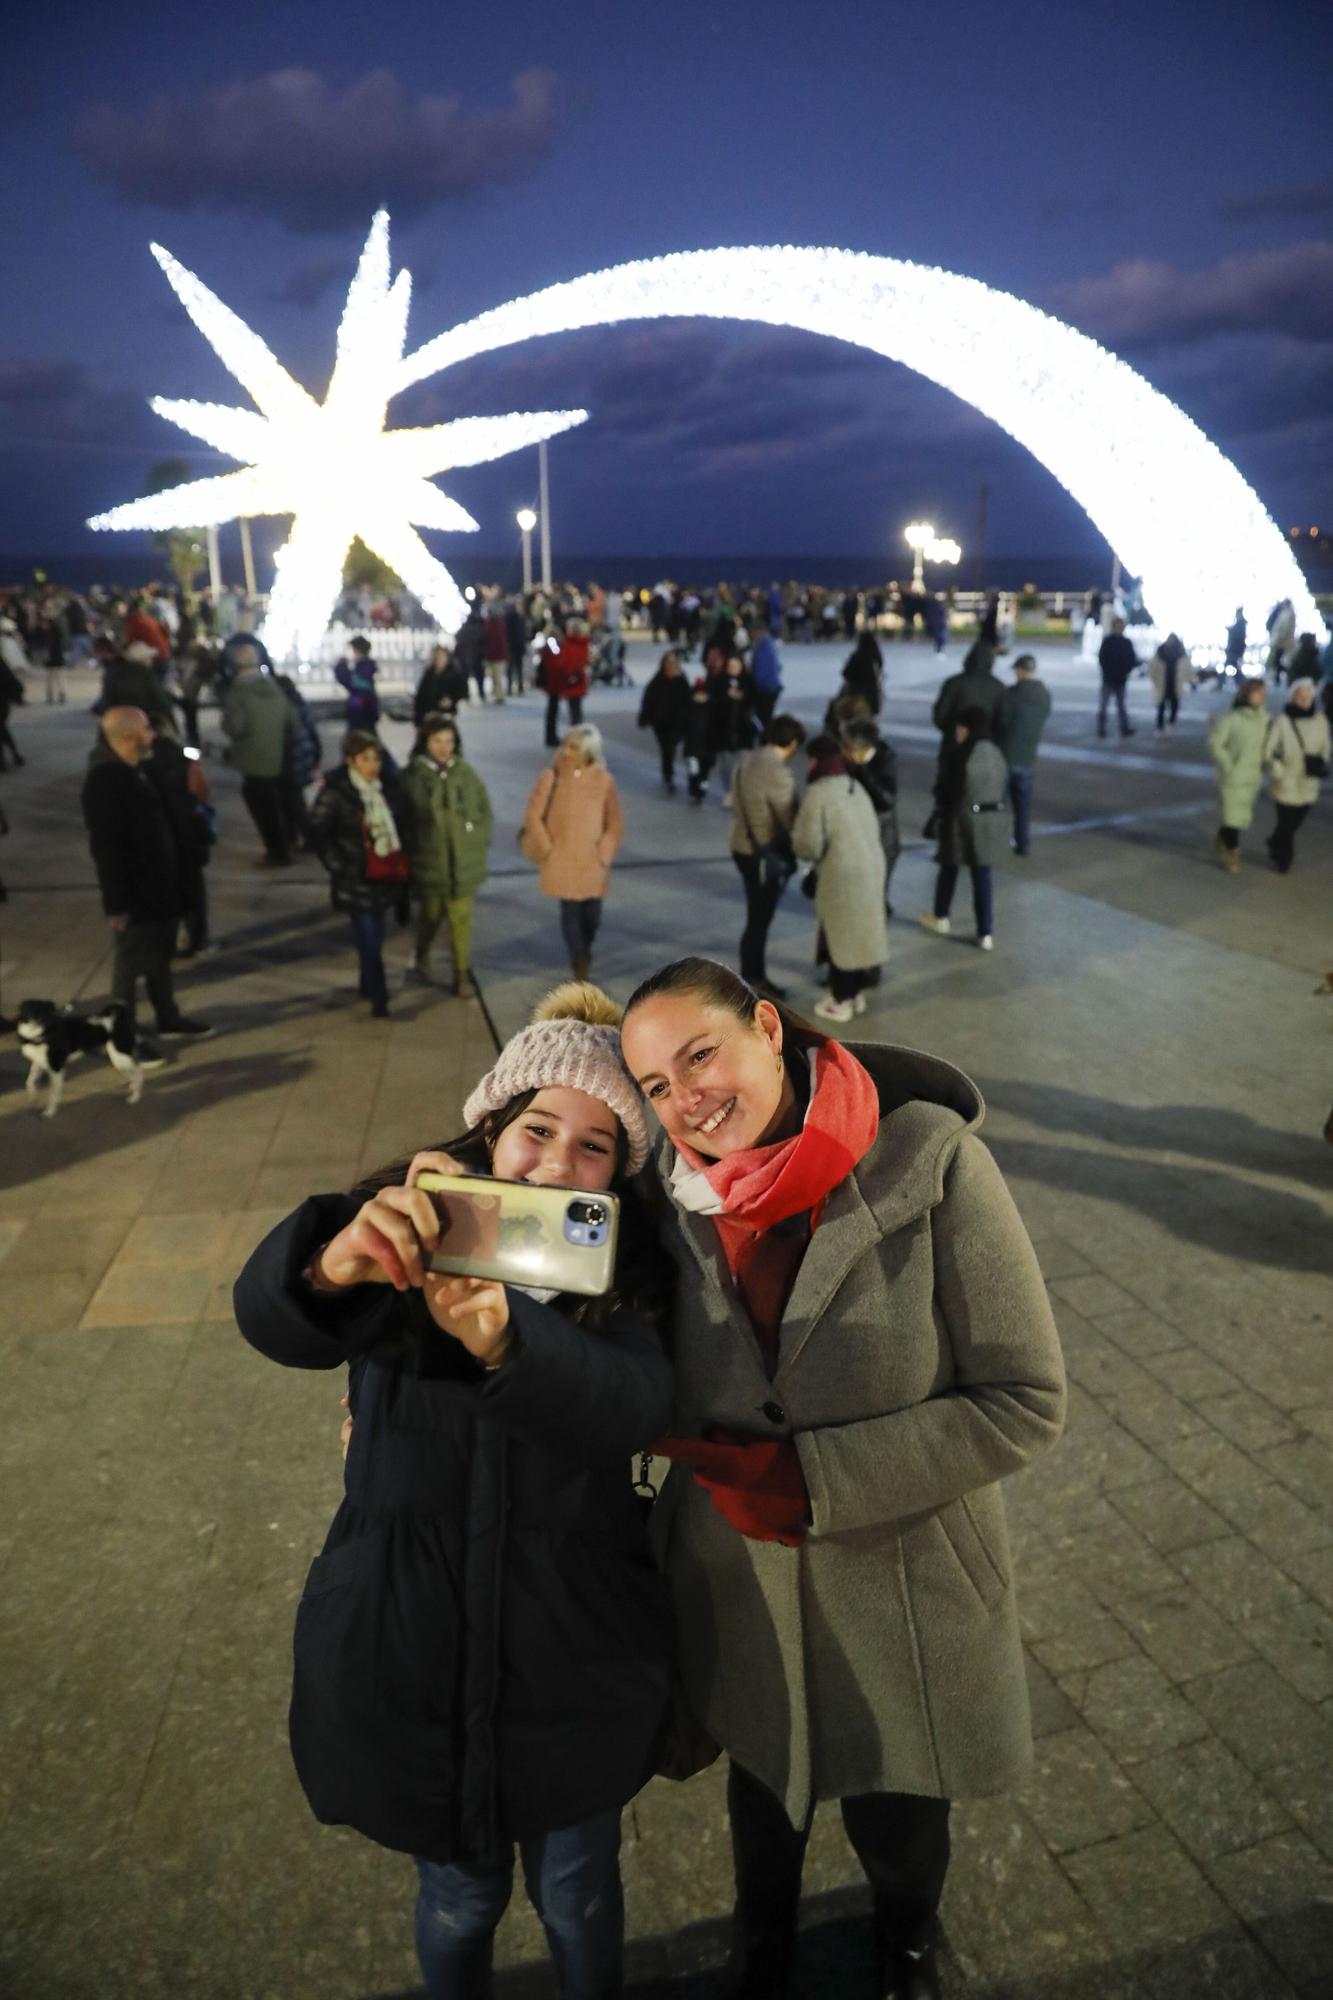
[1194, 1390, 1301, 1455]
[1059, 1325, 1155, 1398]
[1289, 1405, 1333, 1450]
[1143, 1347, 1244, 1404]
[1125, 1737, 1293, 1862]
[1053, 1519, 1186, 1610]
[1094, 1308, 1191, 1360]
[1100, 1383, 1211, 1448]
[1049, 1272, 1145, 1322]
[1029, 1613, 1139, 1678]
[1031, 1236, 1095, 1282]
[1109, 1475, 1231, 1553]
[1024, 1651, 1081, 1736]
[1282, 1543, 1333, 1615]
[1232, 1601, 1333, 1705]
[1015, 1575, 1108, 1641]
[1159, 1431, 1273, 1502]
[1259, 1435, 1333, 1518]
[1172, 1535, 1307, 1622]
[1206, 1831, 1333, 1992]
[1183, 1661, 1333, 1775]
[1116, 1590, 1257, 1683]
[1262, 1759, 1333, 1863]
[1022, 1727, 1156, 1854]
[1058, 1654, 1209, 1763]
[1213, 1480, 1333, 1560]
[1061, 1824, 1231, 1953]
[940, 1795, 1111, 1986]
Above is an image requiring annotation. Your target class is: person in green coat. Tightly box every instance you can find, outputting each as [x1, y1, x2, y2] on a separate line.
[401, 713, 493, 995]
[1209, 679, 1271, 874]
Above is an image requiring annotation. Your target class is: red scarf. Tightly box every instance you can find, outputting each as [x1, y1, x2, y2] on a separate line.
[656, 1036, 881, 1548]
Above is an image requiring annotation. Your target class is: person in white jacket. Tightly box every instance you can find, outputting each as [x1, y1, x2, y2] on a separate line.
[1265, 678, 1330, 873]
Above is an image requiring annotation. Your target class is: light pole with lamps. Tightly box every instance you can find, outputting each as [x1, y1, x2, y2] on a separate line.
[516, 507, 537, 592]
[903, 520, 962, 591]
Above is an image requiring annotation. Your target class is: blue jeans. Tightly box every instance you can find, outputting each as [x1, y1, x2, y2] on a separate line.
[1007, 767, 1034, 853]
[559, 897, 602, 967]
[935, 863, 994, 937]
[349, 905, 388, 1012]
[415, 1809, 623, 1999]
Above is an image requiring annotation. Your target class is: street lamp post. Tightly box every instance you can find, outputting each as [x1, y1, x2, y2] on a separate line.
[516, 507, 537, 593]
[903, 520, 962, 591]
[538, 439, 552, 590]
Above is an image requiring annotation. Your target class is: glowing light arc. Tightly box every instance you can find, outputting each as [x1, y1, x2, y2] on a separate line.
[397, 246, 1323, 651]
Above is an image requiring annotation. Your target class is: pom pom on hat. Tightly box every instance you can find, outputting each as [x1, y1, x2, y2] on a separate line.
[463, 982, 649, 1174]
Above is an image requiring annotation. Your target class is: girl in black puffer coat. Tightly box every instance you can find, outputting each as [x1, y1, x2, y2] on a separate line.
[233, 984, 674, 2000]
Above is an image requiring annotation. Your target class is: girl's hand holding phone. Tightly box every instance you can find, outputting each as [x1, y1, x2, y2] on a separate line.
[317, 1151, 462, 1291]
[423, 1274, 513, 1367]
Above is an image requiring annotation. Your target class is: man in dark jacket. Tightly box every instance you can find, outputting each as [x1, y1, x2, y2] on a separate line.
[81, 708, 213, 1041]
[930, 640, 1002, 739]
[1097, 618, 1139, 738]
[996, 654, 1052, 856]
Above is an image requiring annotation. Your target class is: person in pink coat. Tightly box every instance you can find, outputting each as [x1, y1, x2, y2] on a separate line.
[522, 725, 624, 978]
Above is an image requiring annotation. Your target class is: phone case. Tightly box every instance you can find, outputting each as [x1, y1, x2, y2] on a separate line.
[414, 1172, 620, 1297]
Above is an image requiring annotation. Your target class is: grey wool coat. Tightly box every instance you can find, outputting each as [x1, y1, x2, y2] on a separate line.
[792, 774, 888, 970]
[645, 1041, 1066, 1827]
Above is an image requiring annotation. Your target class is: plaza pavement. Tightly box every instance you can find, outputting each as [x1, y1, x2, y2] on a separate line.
[1, 638, 1330, 1999]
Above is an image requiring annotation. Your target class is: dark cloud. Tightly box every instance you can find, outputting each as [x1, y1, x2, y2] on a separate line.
[75, 67, 561, 233]
[1057, 241, 1333, 346]
[264, 254, 349, 308]
[1220, 180, 1333, 223]
[0, 359, 87, 404]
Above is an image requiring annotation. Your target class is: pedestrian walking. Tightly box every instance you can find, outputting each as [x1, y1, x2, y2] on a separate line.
[637, 650, 691, 793]
[541, 621, 590, 747]
[1146, 633, 1192, 731]
[842, 716, 901, 916]
[309, 732, 412, 1018]
[995, 653, 1051, 856]
[335, 636, 380, 731]
[920, 706, 1009, 950]
[0, 654, 25, 770]
[793, 734, 888, 1020]
[275, 672, 323, 853]
[482, 603, 510, 702]
[840, 631, 885, 716]
[233, 982, 674, 2000]
[1285, 633, 1323, 688]
[454, 604, 486, 705]
[80, 707, 214, 1045]
[710, 655, 758, 806]
[402, 714, 493, 995]
[521, 725, 622, 980]
[504, 597, 528, 695]
[222, 644, 298, 867]
[1096, 618, 1139, 737]
[1264, 678, 1330, 874]
[1209, 678, 1270, 873]
[1265, 599, 1296, 680]
[618, 958, 1066, 2000]
[413, 644, 467, 726]
[749, 627, 783, 732]
[730, 715, 806, 998]
[1224, 608, 1248, 675]
[683, 675, 716, 804]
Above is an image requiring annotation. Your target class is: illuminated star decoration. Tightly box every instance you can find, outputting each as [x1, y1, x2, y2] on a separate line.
[88, 212, 587, 661]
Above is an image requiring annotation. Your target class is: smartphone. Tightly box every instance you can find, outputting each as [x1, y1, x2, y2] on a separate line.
[414, 1172, 620, 1297]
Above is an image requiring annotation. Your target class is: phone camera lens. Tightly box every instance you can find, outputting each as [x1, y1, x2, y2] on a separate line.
[567, 1199, 605, 1226]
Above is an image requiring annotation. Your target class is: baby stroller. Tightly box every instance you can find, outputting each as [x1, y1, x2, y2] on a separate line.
[590, 630, 629, 687]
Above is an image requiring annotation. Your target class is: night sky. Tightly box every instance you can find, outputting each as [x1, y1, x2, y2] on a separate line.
[3, 0, 1331, 580]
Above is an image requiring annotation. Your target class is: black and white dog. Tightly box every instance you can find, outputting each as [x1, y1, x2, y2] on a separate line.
[15, 999, 152, 1118]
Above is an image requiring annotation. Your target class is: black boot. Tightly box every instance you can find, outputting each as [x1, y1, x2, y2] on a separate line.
[722, 1914, 798, 1999]
[876, 1919, 941, 2000]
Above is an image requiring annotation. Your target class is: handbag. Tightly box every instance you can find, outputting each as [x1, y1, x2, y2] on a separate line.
[364, 839, 409, 883]
[737, 772, 796, 889]
[1304, 753, 1329, 780]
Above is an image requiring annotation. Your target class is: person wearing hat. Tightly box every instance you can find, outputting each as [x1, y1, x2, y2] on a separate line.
[233, 982, 674, 2000]
[1264, 676, 1330, 873]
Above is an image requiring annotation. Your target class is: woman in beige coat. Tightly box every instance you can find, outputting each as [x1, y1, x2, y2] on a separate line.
[1264, 677, 1330, 873]
[521, 725, 624, 978]
[621, 956, 1065, 2000]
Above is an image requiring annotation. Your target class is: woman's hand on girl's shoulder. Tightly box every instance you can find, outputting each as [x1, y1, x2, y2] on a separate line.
[316, 1151, 461, 1292]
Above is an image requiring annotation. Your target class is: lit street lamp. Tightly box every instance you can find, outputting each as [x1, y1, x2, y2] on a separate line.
[516, 507, 537, 592]
[903, 520, 962, 591]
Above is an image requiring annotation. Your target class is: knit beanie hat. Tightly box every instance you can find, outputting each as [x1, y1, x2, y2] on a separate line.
[463, 982, 649, 1174]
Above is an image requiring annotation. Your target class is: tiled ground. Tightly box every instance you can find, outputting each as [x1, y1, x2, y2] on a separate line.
[1, 645, 1330, 1997]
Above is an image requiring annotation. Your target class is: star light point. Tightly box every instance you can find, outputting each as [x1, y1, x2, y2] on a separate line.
[89, 210, 587, 661]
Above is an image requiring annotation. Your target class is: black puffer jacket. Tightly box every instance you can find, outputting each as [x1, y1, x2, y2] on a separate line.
[233, 1195, 675, 1865]
[309, 764, 412, 914]
[80, 741, 181, 921]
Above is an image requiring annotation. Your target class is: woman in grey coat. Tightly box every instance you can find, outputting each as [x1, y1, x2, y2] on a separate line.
[620, 959, 1065, 2000]
[919, 706, 1009, 951]
[792, 735, 888, 1022]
